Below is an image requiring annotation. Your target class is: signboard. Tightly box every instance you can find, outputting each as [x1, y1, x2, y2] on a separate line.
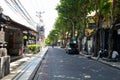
[88, 23, 96, 29]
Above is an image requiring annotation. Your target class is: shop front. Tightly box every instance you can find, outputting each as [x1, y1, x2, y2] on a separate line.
[5, 27, 23, 56]
[6, 20, 36, 56]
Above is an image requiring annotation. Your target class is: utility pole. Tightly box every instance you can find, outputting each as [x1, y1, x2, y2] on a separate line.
[36, 11, 45, 23]
[36, 11, 45, 48]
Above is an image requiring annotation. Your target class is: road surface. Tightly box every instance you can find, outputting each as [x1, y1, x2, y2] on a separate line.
[33, 48, 120, 80]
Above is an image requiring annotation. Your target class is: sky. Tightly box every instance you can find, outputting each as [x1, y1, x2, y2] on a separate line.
[0, 0, 60, 37]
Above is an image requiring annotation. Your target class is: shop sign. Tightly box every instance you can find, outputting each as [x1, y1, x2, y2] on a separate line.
[88, 23, 96, 29]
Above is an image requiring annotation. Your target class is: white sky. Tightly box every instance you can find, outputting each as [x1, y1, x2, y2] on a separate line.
[0, 0, 60, 37]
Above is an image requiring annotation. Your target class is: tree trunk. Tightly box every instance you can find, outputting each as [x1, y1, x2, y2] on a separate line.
[108, 29, 113, 58]
[79, 37, 83, 51]
[108, 0, 116, 58]
[93, 29, 99, 56]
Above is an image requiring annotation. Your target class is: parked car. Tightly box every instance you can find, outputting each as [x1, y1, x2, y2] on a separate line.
[65, 42, 79, 54]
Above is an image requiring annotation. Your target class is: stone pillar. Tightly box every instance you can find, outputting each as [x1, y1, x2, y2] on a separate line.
[0, 24, 10, 79]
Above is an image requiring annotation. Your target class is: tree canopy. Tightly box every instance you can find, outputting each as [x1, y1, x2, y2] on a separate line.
[45, 0, 120, 45]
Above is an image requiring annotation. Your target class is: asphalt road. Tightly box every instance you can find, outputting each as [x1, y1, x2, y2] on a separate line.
[33, 48, 120, 80]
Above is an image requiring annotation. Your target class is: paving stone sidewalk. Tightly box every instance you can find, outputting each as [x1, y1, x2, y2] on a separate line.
[1, 47, 48, 80]
[1, 54, 34, 80]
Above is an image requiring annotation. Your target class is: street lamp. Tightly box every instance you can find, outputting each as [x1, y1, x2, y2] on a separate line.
[63, 17, 74, 38]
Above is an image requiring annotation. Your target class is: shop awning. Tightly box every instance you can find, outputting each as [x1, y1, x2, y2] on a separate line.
[9, 20, 36, 32]
[0, 13, 36, 32]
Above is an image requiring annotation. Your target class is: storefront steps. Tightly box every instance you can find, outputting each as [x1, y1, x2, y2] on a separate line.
[10, 55, 23, 62]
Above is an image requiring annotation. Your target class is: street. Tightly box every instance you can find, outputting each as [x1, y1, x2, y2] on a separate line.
[33, 48, 120, 80]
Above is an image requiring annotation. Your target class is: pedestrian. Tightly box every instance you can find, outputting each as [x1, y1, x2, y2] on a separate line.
[97, 49, 102, 60]
[52, 44, 54, 48]
[103, 49, 108, 57]
[111, 51, 119, 60]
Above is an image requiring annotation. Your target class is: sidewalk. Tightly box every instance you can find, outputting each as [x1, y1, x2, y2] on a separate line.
[1, 54, 34, 80]
[1, 47, 48, 80]
[80, 52, 120, 70]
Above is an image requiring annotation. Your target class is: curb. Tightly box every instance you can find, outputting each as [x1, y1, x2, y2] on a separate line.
[28, 48, 48, 80]
[91, 57, 120, 70]
[79, 52, 120, 70]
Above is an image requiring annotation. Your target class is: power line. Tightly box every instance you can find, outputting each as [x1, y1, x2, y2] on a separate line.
[5, 0, 33, 25]
[4, 0, 19, 14]
[17, 0, 36, 24]
[5, 0, 37, 27]
[13, 0, 35, 26]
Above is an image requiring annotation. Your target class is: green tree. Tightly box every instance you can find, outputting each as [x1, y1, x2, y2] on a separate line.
[45, 38, 50, 45]
[56, 0, 95, 50]
[108, 0, 120, 58]
[54, 0, 117, 56]
[47, 28, 60, 44]
[92, 0, 112, 55]
[56, 0, 92, 39]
